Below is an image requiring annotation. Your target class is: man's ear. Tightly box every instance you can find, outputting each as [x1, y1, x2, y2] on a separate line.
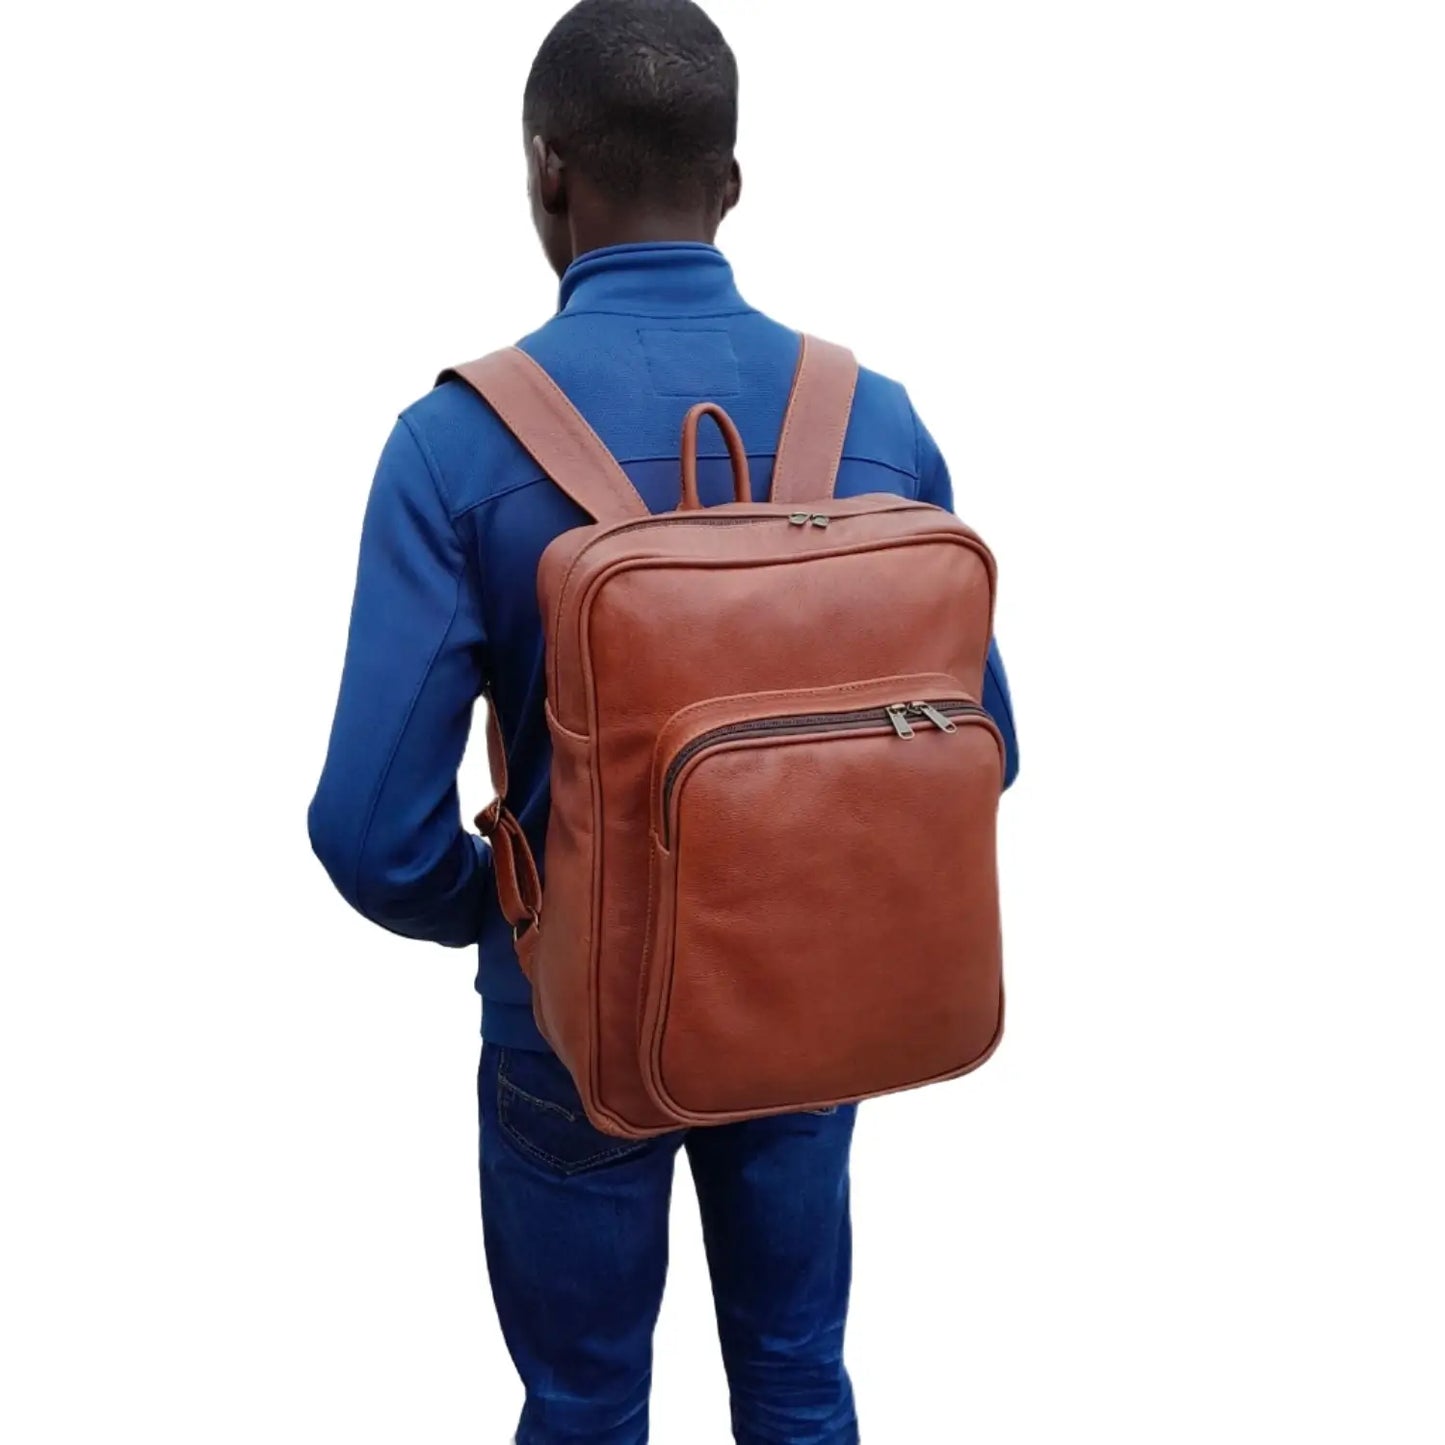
[720, 158, 742, 219]
[531, 135, 567, 216]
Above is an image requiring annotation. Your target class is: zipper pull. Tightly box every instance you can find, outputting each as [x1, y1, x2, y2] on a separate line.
[811, 514, 830, 528]
[911, 702, 958, 733]
[886, 705, 916, 739]
[788, 512, 811, 527]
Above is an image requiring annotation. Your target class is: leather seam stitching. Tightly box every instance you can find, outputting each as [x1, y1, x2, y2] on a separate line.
[822, 363, 861, 502]
[637, 830, 663, 1059]
[545, 700, 588, 744]
[772, 335, 810, 499]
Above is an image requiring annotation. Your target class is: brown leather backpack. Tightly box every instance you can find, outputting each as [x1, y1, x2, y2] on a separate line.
[447, 336, 1004, 1139]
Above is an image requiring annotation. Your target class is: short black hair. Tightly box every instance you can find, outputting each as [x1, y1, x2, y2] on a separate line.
[524, 0, 738, 207]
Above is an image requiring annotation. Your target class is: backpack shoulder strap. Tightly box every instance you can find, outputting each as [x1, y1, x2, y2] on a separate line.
[437, 347, 649, 971]
[769, 335, 860, 504]
[440, 348, 649, 525]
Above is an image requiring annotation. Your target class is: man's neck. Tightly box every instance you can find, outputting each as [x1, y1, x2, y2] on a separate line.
[570, 208, 719, 260]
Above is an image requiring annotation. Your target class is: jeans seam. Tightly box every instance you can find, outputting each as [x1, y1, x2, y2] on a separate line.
[496, 1055, 578, 1123]
[495, 1054, 650, 1175]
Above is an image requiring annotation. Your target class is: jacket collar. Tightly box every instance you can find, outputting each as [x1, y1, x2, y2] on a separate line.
[557, 242, 750, 318]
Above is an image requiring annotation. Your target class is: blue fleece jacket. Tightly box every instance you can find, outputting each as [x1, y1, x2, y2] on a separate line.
[309, 242, 1019, 1050]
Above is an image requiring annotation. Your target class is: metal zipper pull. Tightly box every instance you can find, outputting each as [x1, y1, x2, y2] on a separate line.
[811, 514, 830, 528]
[788, 512, 811, 526]
[912, 702, 958, 733]
[886, 705, 915, 739]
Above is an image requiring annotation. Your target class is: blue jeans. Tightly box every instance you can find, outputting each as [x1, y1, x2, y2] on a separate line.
[479, 1044, 859, 1445]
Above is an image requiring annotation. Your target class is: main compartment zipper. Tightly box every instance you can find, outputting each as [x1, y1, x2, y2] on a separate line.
[661, 699, 983, 845]
[551, 503, 932, 703]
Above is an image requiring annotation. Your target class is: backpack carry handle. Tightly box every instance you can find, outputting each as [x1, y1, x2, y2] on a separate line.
[679, 403, 751, 511]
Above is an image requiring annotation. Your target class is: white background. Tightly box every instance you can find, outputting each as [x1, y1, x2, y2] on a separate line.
[3, 1, 1442, 1440]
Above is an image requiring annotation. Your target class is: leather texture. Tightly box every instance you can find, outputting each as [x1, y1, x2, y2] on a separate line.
[442, 350, 649, 525]
[450, 336, 1004, 1138]
[769, 335, 860, 505]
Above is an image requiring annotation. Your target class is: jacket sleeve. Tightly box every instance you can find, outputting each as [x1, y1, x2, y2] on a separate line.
[308, 415, 492, 945]
[914, 407, 1020, 789]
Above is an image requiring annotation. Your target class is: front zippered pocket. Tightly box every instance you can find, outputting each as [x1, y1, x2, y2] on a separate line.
[659, 698, 985, 847]
[640, 674, 1006, 1124]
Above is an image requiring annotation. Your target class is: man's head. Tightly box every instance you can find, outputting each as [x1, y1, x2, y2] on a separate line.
[523, 0, 741, 276]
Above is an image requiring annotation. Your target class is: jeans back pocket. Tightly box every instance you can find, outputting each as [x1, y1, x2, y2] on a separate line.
[494, 1048, 659, 1176]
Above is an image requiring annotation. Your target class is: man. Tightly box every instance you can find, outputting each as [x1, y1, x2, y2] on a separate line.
[310, 1, 1019, 1440]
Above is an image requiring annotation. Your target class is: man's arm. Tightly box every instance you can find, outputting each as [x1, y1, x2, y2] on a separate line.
[915, 408, 1021, 789]
[308, 416, 491, 945]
